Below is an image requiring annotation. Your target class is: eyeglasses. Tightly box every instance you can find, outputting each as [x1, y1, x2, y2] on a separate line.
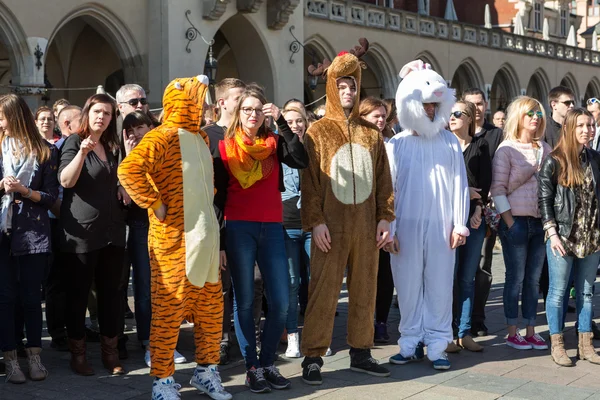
[241, 107, 263, 116]
[120, 98, 148, 107]
[525, 110, 544, 118]
[450, 111, 467, 119]
[37, 117, 53, 122]
[560, 100, 575, 107]
[587, 98, 600, 105]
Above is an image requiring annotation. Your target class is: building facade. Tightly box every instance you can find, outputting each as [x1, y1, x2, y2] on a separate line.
[1, 0, 599, 115]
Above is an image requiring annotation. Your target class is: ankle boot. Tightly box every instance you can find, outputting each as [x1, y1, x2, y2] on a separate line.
[69, 338, 95, 376]
[550, 334, 573, 367]
[25, 347, 48, 381]
[4, 350, 26, 383]
[578, 332, 600, 364]
[100, 336, 125, 375]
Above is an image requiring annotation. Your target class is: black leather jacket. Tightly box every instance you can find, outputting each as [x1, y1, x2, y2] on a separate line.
[538, 148, 600, 239]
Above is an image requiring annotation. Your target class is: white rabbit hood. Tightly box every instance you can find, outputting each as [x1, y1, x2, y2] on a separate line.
[395, 60, 456, 139]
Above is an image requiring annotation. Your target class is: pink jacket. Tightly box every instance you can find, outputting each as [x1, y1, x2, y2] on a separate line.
[491, 140, 551, 218]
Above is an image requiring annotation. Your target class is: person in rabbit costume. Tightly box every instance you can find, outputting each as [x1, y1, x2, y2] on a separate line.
[385, 60, 470, 370]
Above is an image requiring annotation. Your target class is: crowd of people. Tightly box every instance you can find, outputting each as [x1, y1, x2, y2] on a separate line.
[0, 48, 599, 400]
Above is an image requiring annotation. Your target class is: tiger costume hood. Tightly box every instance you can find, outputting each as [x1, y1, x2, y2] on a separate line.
[161, 75, 210, 135]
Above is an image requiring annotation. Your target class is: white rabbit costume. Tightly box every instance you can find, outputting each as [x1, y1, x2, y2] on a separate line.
[387, 60, 470, 362]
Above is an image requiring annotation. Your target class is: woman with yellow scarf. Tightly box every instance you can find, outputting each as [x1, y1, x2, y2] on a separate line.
[213, 88, 308, 393]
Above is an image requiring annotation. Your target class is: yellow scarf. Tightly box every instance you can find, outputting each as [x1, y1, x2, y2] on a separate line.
[224, 129, 277, 189]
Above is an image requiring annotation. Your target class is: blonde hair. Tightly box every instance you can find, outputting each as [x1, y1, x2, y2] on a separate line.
[552, 108, 594, 187]
[282, 107, 308, 136]
[453, 100, 477, 137]
[224, 89, 269, 139]
[503, 96, 546, 142]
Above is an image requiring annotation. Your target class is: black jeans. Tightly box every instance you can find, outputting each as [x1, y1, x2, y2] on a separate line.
[472, 229, 496, 324]
[0, 235, 48, 351]
[45, 219, 68, 341]
[375, 250, 394, 324]
[64, 245, 126, 340]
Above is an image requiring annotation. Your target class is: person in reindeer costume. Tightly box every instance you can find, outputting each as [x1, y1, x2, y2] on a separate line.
[300, 40, 395, 385]
[385, 60, 470, 370]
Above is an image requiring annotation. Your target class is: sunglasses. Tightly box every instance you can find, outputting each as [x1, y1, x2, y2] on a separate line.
[450, 111, 467, 119]
[525, 110, 544, 118]
[120, 97, 148, 107]
[560, 100, 575, 107]
[587, 98, 600, 105]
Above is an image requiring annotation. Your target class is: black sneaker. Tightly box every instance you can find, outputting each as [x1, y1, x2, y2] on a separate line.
[219, 344, 230, 365]
[349, 348, 390, 377]
[50, 337, 70, 352]
[471, 322, 488, 337]
[245, 367, 271, 393]
[301, 357, 323, 385]
[263, 365, 291, 389]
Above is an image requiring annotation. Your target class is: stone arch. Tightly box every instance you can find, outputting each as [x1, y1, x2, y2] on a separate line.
[451, 58, 484, 99]
[0, 1, 29, 85]
[414, 51, 443, 78]
[213, 13, 276, 101]
[560, 73, 580, 105]
[303, 35, 335, 105]
[584, 77, 600, 103]
[490, 63, 520, 113]
[362, 43, 398, 99]
[304, 34, 336, 61]
[526, 68, 551, 111]
[47, 3, 144, 85]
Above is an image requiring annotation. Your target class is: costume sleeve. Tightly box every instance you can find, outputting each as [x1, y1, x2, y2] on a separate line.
[374, 135, 395, 222]
[276, 115, 308, 169]
[385, 138, 399, 238]
[452, 138, 470, 236]
[490, 147, 512, 213]
[300, 132, 326, 231]
[117, 130, 166, 211]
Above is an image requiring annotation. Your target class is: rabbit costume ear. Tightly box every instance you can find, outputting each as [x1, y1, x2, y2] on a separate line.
[399, 60, 432, 79]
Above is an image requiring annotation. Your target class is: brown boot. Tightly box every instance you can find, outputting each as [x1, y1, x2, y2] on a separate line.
[458, 336, 484, 352]
[4, 350, 26, 384]
[578, 332, 600, 364]
[25, 347, 48, 381]
[100, 336, 125, 375]
[550, 334, 573, 367]
[69, 338, 95, 376]
[446, 341, 462, 353]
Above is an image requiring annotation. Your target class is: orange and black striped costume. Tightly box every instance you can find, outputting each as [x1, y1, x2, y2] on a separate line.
[117, 76, 222, 378]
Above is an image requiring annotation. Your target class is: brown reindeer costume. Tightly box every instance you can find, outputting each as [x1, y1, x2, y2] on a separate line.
[300, 43, 395, 363]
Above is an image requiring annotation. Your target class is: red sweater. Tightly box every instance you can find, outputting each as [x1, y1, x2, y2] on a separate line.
[219, 141, 283, 223]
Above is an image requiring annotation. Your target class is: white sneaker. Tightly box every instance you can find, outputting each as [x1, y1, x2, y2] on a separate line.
[151, 376, 181, 400]
[285, 332, 302, 358]
[325, 347, 333, 357]
[145, 349, 151, 368]
[174, 349, 187, 364]
[190, 364, 232, 400]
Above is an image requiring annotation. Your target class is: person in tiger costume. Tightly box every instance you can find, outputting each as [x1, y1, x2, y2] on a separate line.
[117, 75, 232, 400]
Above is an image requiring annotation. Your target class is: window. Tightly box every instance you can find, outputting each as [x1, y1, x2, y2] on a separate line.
[533, 0, 542, 31]
[560, 8, 568, 37]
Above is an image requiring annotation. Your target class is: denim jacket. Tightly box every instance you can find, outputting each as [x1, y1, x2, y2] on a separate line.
[0, 144, 59, 256]
[281, 163, 301, 208]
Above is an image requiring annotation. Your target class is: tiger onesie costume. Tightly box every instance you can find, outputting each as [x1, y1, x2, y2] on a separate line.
[117, 76, 223, 382]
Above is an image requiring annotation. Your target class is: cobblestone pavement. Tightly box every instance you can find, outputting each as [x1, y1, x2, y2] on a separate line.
[2, 247, 600, 399]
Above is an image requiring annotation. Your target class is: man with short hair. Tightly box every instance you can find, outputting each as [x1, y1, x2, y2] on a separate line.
[116, 84, 150, 117]
[56, 106, 82, 142]
[493, 110, 506, 130]
[545, 86, 575, 149]
[462, 88, 503, 337]
[301, 51, 395, 385]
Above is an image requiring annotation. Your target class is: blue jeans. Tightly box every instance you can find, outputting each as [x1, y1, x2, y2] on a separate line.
[226, 221, 289, 370]
[284, 229, 311, 333]
[454, 221, 487, 338]
[0, 235, 48, 351]
[546, 242, 599, 335]
[128, 220, 152, 345]
[498, 216, 545, 326]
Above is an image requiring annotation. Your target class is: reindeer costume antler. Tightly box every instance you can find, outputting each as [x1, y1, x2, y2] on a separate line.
[307, 38, 369, 79]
